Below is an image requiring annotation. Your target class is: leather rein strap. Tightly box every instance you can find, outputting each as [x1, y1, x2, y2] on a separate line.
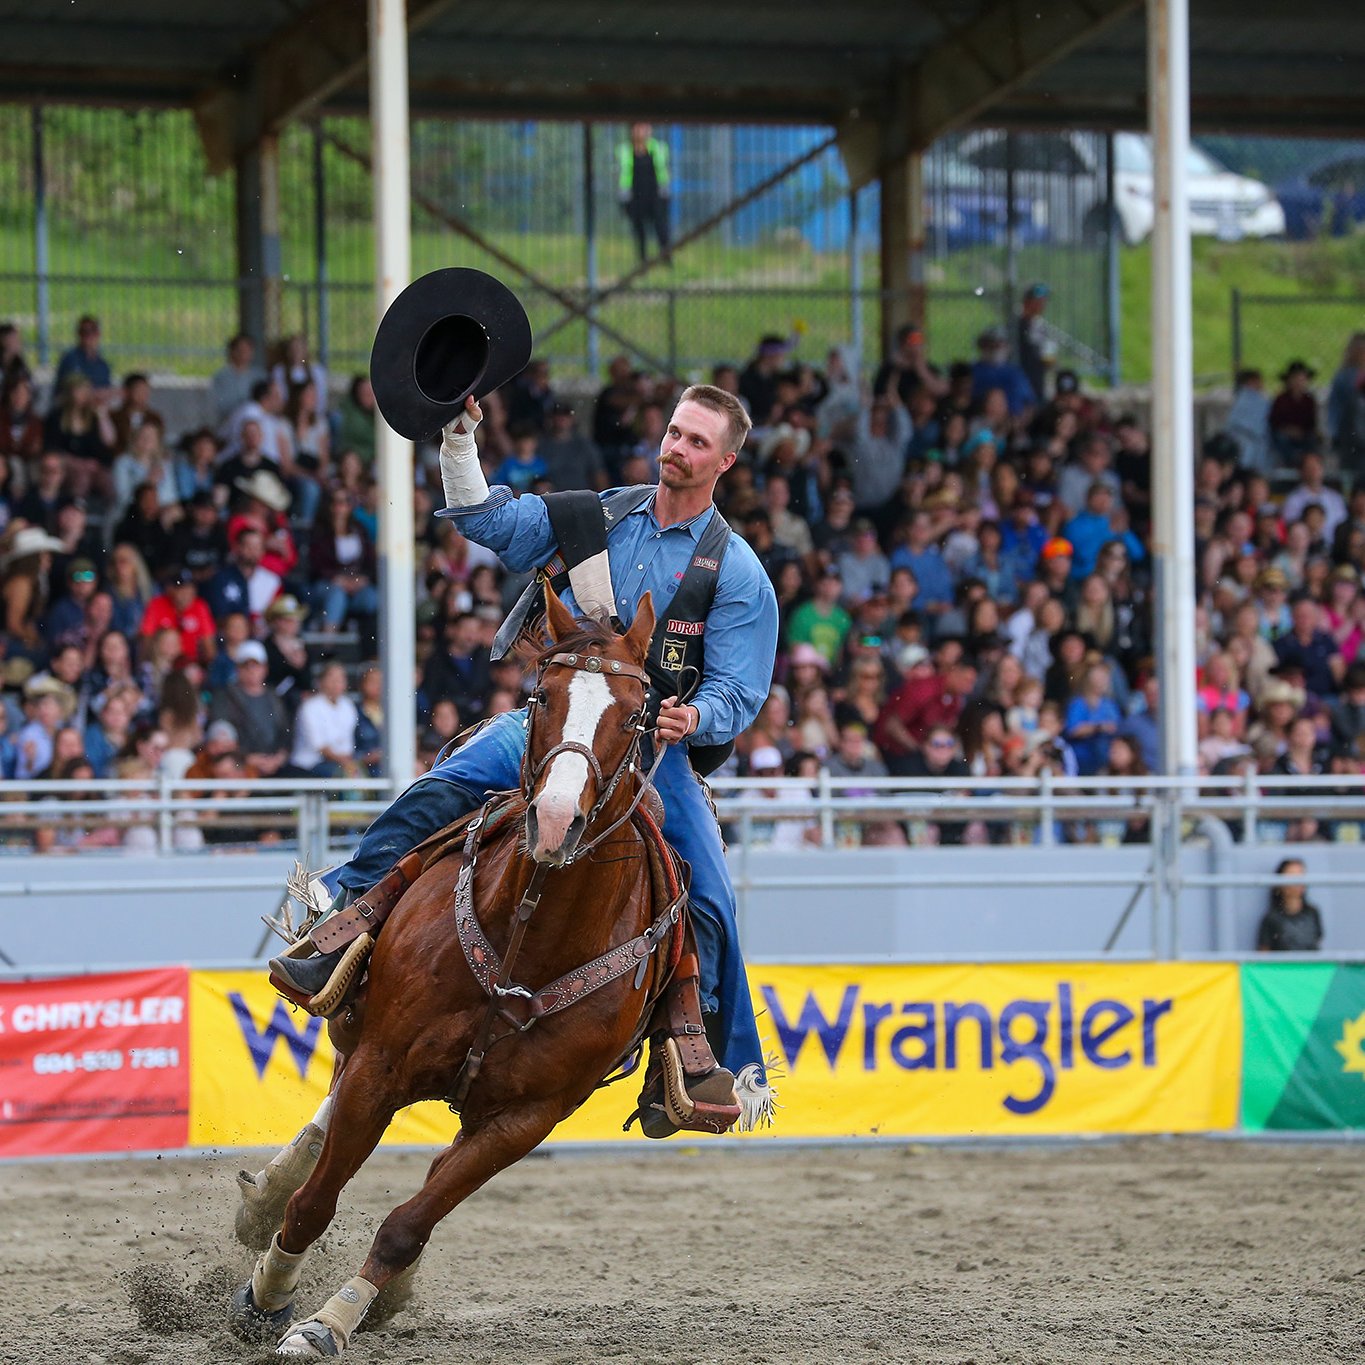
[520, 649, 663, 865]
[447, 798, 685, 1113]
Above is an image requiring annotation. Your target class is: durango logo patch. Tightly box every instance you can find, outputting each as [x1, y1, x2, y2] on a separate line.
[692, 555, 719, 571]
[666, 619, 704, 636]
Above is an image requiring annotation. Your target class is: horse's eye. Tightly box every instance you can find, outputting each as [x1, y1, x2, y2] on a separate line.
[531, 688, 547, 707]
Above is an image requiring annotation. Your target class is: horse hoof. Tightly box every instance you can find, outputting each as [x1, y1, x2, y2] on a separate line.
[277, 1320, 343, 1357]
[365, 1257, 421, 1328]
[228, 1282, 294, 1342]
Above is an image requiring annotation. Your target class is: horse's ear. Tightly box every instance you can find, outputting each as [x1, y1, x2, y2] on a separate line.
[622, 591, 655, 664]
[543, 583, 577, 642]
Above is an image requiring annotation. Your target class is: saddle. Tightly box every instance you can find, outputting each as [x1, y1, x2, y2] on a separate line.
[267, 789, 740, 1137]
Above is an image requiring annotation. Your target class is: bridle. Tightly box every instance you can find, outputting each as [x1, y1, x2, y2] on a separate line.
[520, 649, 664, 863]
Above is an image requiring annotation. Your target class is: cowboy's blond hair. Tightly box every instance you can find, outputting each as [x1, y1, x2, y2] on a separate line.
[678, 383, 751, 457]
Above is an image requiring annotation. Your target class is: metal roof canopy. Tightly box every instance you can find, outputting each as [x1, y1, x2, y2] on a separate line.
[11, 0, 1365, 170]
[8, 0, 1285, 795]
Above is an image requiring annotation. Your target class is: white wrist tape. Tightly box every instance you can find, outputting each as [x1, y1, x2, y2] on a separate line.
[439, 411, 489, 507]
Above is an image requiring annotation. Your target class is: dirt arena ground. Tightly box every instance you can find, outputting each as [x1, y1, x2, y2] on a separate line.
[1, 1136, 1362, 1364]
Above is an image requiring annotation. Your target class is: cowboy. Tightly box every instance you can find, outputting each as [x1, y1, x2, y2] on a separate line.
[273, 383, 779, 1126]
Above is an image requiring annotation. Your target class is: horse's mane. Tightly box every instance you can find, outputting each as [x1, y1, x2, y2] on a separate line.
[516, 616, 620, 672]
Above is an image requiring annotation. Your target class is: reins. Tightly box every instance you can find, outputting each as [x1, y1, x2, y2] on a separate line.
[448, 642, 685, 1112]
[520, 648, 673, 864]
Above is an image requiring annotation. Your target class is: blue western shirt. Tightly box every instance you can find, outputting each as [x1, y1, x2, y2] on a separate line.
[437, 486, 778, 747]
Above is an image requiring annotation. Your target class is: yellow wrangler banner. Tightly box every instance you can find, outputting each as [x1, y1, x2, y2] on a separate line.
[747, 963, 1241, 1137]
[189, 963, 1241, 1148]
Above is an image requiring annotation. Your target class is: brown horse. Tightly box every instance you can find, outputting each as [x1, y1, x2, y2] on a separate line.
[228, 590, 684, 1357]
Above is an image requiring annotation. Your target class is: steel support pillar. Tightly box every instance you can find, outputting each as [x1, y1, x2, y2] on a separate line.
[1149, 0, 1198, 779]
[370, 0, 416, 792]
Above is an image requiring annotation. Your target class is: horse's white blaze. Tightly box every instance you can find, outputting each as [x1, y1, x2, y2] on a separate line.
[533, 669, 612, 855]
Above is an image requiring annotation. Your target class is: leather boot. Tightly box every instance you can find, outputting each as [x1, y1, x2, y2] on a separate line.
[268, 888, 354, 996]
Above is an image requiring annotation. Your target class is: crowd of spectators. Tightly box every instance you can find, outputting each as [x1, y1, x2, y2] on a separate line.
[3, 300, 1365, 853]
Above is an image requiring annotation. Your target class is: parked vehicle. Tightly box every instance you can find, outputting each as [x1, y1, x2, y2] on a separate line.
[928, 154, 1049, 251]
[955, 131, 1284, 246]
[1274, 151, 1365, 240]
[1112, 135, 1284, 244]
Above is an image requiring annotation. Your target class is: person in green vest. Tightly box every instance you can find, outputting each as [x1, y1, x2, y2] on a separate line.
[618, 123, 671, 264]
[786, 564, 853, 668]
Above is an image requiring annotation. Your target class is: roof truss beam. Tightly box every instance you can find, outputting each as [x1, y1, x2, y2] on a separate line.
[842, 0, 1141, 185]
[193, 0, 455, 173]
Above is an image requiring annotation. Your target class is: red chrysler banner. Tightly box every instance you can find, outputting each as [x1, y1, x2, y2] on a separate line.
[0, 968, 190, 1157]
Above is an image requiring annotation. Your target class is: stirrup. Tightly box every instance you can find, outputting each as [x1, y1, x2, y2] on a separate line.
[308, 933, 373, 1016]
[268, 932, 373, 1018]
[625, 1038, 740, 1138]
[658, 1037, 740, 1134]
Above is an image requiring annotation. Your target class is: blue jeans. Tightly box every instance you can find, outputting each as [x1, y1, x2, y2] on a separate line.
[313, 581, 379, 629]
[335, 708, 764, 1076]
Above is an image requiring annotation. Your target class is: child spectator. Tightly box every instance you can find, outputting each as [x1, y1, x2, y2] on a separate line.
[1256, 858, 1323, 951]
[1064, 661, 1122, 776]
[1007, 676, 1045, 740]
[14, 677, 74, 780]
[493, 428, 548, 493]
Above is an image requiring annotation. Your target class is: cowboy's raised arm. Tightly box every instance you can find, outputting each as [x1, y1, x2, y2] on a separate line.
[433, 396, 556, 571]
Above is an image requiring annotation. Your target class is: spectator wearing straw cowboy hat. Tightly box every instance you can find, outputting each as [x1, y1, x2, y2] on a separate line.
[1, 526, 67, 657]
[13, 674, 76, 780]
[263, 593, 313, 701]
[1247, 676, 1307, 765]
[228, 468, 298, 582]
[215, 415, 278, 495]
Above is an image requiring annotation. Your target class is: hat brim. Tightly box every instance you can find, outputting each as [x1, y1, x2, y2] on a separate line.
[2, 533, 67, 569]
[370, 268, 533, 442]
[233, 476, 292, 512]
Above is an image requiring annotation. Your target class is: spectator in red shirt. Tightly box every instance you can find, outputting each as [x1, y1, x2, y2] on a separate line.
[140, 566, 217, 665]
[873, 641, 978, 776]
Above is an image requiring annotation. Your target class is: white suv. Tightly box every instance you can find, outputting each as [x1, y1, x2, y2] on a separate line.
[955, 131, 1284, 246]
[1112, 134, 1284, 245]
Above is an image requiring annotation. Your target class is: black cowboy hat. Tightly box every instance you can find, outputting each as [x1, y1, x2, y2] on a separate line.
[369, 268, 533, 442]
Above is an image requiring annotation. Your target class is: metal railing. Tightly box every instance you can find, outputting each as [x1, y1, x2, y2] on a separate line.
[0, 771, 1360, 857]
[0, 773, 1360, 968]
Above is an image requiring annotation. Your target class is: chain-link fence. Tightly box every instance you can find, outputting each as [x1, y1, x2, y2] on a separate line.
[0, 103, 1118, 386]
[1231, 291, 1365, 381]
